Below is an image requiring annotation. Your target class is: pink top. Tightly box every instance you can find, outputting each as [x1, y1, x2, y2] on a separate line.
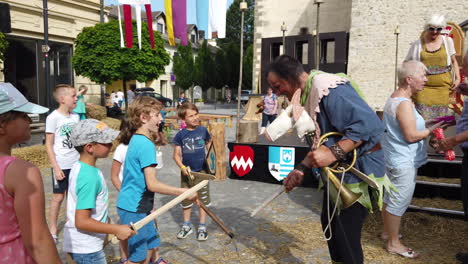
[0, 156, 36, 264]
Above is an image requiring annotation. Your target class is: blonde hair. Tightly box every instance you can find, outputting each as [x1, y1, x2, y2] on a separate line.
[398, 60, 427, 86]
[53, 84, 74, 102]
[424, 14, 446, 30]
[78, 85, 88, 92]
[127, 96, 162, 130]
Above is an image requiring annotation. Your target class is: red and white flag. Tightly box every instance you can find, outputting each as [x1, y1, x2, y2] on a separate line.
[118, 0, 155, 49]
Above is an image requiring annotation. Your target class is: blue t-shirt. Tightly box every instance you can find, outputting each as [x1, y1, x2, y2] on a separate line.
[173, 126, 211, 172]
[117, 134, 158, 213]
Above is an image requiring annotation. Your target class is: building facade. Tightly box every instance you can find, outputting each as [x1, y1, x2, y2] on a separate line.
[0, 0, 108, 109]
[253, 0, 468, 109]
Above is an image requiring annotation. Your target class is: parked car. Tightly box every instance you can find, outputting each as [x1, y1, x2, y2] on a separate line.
[234, 90, 252, 104]
[135, 87, 173, 107]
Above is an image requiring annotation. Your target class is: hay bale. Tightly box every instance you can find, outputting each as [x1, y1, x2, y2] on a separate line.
[86, 104, 107, 120]
[101, 117, 121, 130]
[12, 145, 50, 168]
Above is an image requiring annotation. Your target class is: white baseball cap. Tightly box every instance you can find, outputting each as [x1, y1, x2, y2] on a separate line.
[0, 83, 49, 115]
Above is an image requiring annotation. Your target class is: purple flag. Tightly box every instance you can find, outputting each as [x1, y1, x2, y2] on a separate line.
[172, 0, 187, 46]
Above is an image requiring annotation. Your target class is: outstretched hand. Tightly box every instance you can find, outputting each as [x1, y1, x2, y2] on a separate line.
[283, 170, 304, 192]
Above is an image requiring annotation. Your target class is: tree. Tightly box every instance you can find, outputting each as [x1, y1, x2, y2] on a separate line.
[0, 32, 8, 64]
[72, 20, 170, 85]
[242, 44, 253, 90]
[173, 43, 195, 91]
[219, 0, 255, 49]
[194, 40, 215, 90]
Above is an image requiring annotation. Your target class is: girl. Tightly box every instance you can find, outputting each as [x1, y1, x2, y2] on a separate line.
[73, 85, 89, 120]
[0, 83, 62, 264]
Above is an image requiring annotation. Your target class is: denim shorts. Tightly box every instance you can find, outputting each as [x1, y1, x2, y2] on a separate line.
[69, 249, 106, 264]
[383, 167, 417, 217]
[117, 208, 161, 262]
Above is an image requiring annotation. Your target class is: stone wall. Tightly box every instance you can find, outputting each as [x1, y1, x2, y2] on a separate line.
[347, 0, 468, 110]
[253, 0, 352, 92]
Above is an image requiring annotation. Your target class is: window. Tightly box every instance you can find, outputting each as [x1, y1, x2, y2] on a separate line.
[157, 23, 163, 33]
[191, 34, 196, 43]
[321, 39, 335, 64]
[295, 41, 309, 64]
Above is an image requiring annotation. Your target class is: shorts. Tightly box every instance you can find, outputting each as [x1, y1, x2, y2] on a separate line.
[117, 208, 160, 263]
[52, 169, 71, 194]
[180, 171, 211, 208]
[383, 167, 417, 217]
[69, 249, 106, 264]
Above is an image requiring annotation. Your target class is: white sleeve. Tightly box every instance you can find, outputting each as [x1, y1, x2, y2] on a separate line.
[45, 112, 57, 134]
[113, 144, 125, 163]
[446, 37, 456, 57]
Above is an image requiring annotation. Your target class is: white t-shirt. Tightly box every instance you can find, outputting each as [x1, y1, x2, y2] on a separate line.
[117, 91, 124, 101]
[63, 161, 109, 254]
[45, 110, 80, 169]
[113, 144, 128, 182]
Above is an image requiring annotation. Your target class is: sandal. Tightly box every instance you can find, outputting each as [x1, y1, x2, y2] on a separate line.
[119, 258, 128, 264]
[152, 257, 171, 264]
[388, 248, 420, 259]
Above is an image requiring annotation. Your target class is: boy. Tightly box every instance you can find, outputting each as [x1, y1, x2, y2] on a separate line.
[117, 96, 196, 264]
[46, 84, 80, 243]
[173, 103, 212, 241]
[63, 119, 134, 263]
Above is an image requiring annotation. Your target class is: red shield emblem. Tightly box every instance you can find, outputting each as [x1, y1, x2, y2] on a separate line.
[230, 145, 254, 177]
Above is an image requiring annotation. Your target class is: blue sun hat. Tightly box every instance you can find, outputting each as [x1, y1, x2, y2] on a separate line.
[0, 83, 49, 114]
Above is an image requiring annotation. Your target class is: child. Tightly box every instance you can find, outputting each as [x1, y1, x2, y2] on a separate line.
[173, 103, 212, 241]
[63, 119, 134, 263]
[110, 118, 133, 264]
[73, 85, 88, 120]
[0, 83, 62, 263]
[117, 96, 196, 264]
[46, 84, 80, 243]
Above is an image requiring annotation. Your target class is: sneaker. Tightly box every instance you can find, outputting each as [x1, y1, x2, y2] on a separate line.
[52, 234, 58, 245]
[197, 228, 208, 241]
[177, 225, 193, 239]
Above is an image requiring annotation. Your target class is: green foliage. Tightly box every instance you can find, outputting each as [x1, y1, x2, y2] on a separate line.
[194, 40, 215, 90]
[219, 0, 255, 48]
[72, 20, 170, 84]
[0, 32, 8, 63]
[242, 44, 253, 90]
[173, 43, 195, 90]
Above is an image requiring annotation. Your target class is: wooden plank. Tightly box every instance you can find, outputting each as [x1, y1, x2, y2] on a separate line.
[208, 122, 227, 180]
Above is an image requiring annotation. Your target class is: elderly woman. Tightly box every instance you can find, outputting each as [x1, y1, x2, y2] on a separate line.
[381, 61, 442, 258]
[266, 55, 386, 264]
[259, 87, 278, 134]
[405, 14, 460, 120]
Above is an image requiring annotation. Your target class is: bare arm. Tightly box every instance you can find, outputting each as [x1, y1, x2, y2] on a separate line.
[75, 209, 134, 240]
[5, 160, 62, 264]
[143, 165, 190, 197]
[396, 101, 431, 143]
[45, 133, 65, 180]
[451, 54, 461, 89]
[110, 160, 122, 191]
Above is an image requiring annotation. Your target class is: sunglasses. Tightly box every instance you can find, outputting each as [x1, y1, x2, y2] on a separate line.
[428, 27, 443, 32]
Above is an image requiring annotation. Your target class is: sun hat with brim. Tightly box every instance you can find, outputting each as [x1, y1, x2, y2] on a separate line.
[0, 83, 49, 115]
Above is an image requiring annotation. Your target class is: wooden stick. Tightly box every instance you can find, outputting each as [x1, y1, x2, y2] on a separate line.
[110, 180, 209, 244]
[250, 185, 285, 217]
[199, 202, 234, 238]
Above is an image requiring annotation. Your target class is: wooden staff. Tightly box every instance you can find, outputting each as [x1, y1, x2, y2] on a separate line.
[110, 180, 209, 244]
[199, 202, 234, 238]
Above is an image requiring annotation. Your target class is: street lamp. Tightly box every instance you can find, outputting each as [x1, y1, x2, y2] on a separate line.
[314, 0, 324, 70]
[236, 0, 248, 143]
[281, 22, 287, 54]
[394, 25, 400, 90]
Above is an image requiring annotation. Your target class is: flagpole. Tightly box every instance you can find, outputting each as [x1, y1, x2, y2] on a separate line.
[236, 1, 248, 143]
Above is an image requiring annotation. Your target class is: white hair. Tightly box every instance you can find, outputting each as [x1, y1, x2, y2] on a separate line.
[424, 14, 446, 30]
[398, 60, 427, 86]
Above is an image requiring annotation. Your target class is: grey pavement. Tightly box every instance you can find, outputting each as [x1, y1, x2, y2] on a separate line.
[42, 104, 331, 263]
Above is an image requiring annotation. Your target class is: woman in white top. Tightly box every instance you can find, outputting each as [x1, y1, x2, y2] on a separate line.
[381, 61, 442, 258]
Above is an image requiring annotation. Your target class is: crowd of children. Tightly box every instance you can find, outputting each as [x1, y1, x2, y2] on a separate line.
[0, 81, 212, 263]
